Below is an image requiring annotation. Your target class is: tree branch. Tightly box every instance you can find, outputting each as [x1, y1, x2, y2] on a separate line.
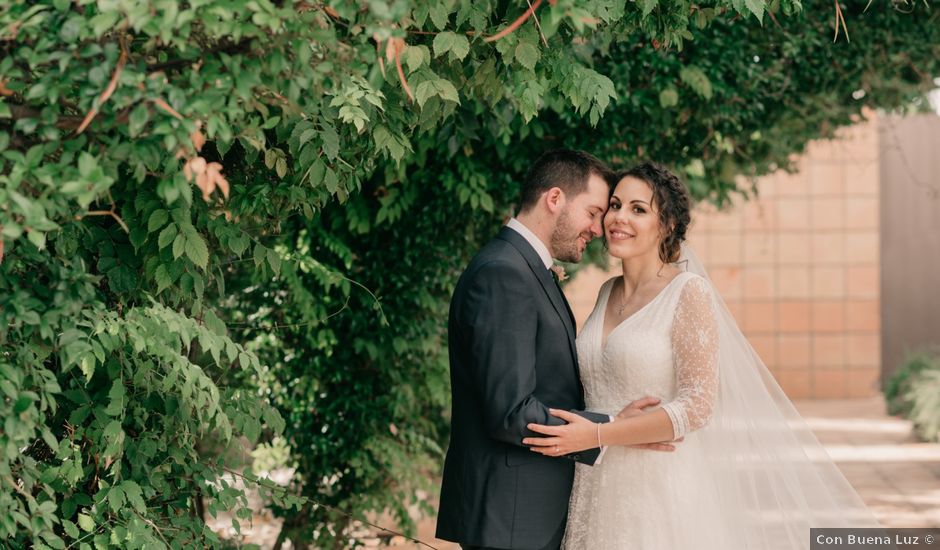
[146, 39, 253, 73]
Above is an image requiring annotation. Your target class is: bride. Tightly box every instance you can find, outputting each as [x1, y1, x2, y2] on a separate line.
[523, 162, 880, 549]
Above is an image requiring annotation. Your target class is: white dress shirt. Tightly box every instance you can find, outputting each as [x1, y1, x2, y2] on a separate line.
[506, 217, 553, 269]
[505, 218, 612, 463]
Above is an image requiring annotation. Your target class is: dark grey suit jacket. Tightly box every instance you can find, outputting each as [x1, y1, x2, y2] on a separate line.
[436, 227, 608, 549]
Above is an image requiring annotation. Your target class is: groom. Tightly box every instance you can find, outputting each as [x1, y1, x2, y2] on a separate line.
[436, 150, 672, 550]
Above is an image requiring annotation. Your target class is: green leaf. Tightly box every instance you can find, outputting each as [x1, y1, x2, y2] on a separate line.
[638, 0, 659, 16]
[122, 481, 146, 514]
[229, 233, 250, 256]
[402, 45, 426, 73]
[184, 234, 209, 269]
[157, 224, 177, 249]
[26, 228, 46, 250]
[26, 83, 47, 101]
[514, 42, 540, 70]
[89, 11, 120, 36]
[13, 394, 33, 414]
[77, 513, 94, 532]
[679, 66, 713, 100]
[147, 209, 168, 232]
[154, 265, 173, 294]
[415, 79, 460, 107]
[172, 234, 185, 259]
[428, 3, 449, 29]
[321, 125, 340, 161]
[105, 380, 125, 417]
[253, 243, 267, 268]
[79, 353, 95, 382]
[433, 32, 456, 58]
[744, 0, 765, 20]
[107, 265, 137, 295]
[266, 247, 282, 276]
[659, 87, 679, 108]
[128, 104, 149, 137]
[107, 486, 125, 512]
[63, 520, 79, 539]
[449, 34, 470, 61]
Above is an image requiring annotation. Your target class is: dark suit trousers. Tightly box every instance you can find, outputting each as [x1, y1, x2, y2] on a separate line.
[460, 517, 566, 550]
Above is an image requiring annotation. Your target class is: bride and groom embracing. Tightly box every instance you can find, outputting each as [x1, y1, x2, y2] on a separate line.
[436, 150, 879, 550]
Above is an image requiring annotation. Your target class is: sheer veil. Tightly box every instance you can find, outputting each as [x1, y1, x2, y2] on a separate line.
[678, 244, 882, 547]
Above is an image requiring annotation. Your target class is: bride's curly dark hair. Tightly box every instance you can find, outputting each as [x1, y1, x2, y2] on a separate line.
[613, 162, 692, 264]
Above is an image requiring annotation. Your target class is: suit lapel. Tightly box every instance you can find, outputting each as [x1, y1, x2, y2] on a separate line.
[496, 228, 579, 364]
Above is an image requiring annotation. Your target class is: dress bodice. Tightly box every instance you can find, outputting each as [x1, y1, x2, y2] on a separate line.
[577, 271, 693, 416]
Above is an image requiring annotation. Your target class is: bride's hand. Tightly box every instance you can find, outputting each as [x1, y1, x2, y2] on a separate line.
[617, 396, 682, 452]
[616, 396, 662, 419]
[524, 409, 597, 457]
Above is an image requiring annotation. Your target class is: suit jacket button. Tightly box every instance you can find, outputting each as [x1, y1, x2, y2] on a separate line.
[572, 454, 581, 460]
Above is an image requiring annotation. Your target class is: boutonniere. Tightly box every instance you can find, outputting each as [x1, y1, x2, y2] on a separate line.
[550, 264, 568, 282]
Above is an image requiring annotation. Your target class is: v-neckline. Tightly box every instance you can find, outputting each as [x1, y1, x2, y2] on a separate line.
[598, 272, 688, 350]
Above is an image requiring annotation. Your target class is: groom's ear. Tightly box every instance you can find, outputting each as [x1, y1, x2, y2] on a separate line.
[544, 187, 566, 213]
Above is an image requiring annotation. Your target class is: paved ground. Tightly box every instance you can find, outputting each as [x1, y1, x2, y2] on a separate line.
[794, 396, 940, 529]
[215, 395, 940, 548]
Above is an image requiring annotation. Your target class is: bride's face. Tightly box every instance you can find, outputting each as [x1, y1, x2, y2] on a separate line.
[604, 176, 663, 261]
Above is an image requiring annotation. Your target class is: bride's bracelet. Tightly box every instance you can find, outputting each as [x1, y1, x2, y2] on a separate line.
[596, 422, 602, 448]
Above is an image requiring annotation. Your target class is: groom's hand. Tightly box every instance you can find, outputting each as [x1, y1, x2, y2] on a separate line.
[616, 397, 683, 452]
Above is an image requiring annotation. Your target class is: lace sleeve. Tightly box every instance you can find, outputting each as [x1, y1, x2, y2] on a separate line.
[661, 276, 720, 440]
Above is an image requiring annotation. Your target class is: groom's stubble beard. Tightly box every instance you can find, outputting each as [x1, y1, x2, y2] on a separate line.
[550, 207, 586, 263]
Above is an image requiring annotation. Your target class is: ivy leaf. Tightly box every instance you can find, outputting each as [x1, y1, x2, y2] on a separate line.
[184, 234, 209, 269]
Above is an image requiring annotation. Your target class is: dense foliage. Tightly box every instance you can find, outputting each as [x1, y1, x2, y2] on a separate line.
[886, 349, 940, 442]
[1, 0, 937, 547]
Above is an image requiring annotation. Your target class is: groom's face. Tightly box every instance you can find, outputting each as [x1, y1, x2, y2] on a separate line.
[550, 173, 609, 263]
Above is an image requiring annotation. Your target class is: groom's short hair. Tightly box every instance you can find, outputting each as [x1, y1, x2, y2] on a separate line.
[518, 149, 614, 213]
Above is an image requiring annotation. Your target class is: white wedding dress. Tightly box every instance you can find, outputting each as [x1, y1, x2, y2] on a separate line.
[563, 256, 880, 549]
